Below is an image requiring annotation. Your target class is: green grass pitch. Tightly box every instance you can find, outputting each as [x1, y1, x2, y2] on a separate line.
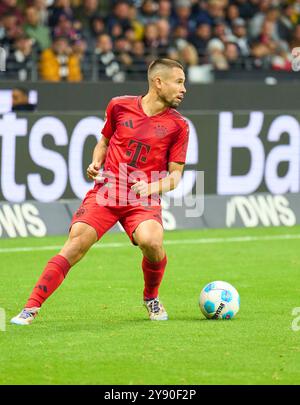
[1, 226, 300, 385]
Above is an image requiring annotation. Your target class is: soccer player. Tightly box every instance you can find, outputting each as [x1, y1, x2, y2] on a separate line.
[11, 58, 189, 325]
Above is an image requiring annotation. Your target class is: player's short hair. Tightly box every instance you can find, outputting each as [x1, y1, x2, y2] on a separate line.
[147, 58, 184, 81]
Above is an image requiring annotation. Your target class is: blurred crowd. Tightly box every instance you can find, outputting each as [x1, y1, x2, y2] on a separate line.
[1, 0, 300, 82]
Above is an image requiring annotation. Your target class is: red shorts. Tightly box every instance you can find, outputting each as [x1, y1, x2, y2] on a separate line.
[70, 186, 163, 244]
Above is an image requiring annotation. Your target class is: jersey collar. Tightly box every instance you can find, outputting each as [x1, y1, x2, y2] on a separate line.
[137, 95, 170, 118]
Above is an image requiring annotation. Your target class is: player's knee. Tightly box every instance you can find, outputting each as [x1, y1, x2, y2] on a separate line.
[138, 235, 163, 253]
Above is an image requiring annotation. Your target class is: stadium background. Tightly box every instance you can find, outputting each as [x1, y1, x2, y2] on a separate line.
[1, 0, 300, 238]
[1, 79, 300, 237]
[1, 0, 300, 387]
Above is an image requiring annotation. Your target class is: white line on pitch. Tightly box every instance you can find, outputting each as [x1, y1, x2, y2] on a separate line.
[0, 233, 300, 253]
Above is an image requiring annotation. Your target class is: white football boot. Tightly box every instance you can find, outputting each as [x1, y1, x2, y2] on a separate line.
[144, 298, 168, 321]
[11, 307, 40, 325]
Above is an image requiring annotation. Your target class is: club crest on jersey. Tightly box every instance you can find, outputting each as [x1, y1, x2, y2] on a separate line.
[75, 207, 87, 218]
[154, 124, 168, 138]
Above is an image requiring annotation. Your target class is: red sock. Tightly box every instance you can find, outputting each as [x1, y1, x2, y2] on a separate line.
[142, 255, 167, 301]
[25, 255, 71, 308]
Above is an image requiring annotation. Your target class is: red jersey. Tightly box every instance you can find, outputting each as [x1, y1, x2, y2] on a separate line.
[100, 95, 189, 204]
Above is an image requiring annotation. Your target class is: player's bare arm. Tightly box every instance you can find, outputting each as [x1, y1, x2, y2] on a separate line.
[86, 135, 109, 180]
[131, 162, 184, 197]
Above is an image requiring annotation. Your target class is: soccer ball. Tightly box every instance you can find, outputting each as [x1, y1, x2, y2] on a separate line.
[199, 281, 240, 320]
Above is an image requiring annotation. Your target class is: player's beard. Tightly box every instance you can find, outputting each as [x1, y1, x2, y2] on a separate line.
[169, 99, 180, 108]
[160, 93, 180, 109]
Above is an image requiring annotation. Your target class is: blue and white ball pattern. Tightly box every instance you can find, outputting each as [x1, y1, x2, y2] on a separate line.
[199, 281, 240, 319]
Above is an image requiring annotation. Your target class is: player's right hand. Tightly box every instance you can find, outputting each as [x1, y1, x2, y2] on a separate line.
[87, 162, 102, 181]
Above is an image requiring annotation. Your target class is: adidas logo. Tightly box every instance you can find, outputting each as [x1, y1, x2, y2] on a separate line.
[35, 284, 48, 293]
[121, 119, 133, 129]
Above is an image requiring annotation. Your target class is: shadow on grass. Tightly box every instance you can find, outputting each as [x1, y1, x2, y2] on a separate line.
[29, 315, 242, 334]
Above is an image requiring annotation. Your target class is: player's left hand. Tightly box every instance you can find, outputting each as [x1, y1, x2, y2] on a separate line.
[131, 180, 151, 197]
